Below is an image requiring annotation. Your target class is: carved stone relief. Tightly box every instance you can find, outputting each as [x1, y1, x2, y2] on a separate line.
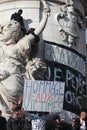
[55, 2, 85, 47]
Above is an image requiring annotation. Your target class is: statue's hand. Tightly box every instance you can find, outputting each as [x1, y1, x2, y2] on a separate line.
[44, 5, 51, 15]
[0, 70, 10, 80]
[25, 58, 47, 80]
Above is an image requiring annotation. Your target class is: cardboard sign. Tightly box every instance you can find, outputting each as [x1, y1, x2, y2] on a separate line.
[23, 80, 65, 112]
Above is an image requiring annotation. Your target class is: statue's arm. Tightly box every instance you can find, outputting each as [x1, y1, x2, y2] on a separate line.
[24, 0, 51, 44]
[16, 0, 50, 52]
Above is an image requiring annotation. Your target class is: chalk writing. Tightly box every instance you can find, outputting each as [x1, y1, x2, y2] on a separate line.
[45, 61, 86, 114]
[45, 42, 85, 76]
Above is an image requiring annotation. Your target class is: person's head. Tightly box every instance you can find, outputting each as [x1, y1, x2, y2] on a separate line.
[12, 110, 19, 119]
[18, 9, 23, 15]
[80, 111, 87, 120]
[0, 20, 22, 43]
[53, 115, 60, 124]
[71, 118, 76, 126]
[60, 118, 66, 124]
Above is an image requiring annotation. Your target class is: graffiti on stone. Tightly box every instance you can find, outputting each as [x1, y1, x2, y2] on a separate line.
[44, 41, 86, 114]
[45, 42, 86, 76]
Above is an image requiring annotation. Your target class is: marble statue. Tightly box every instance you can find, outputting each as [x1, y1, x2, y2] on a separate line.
[0, 0, 50, 119]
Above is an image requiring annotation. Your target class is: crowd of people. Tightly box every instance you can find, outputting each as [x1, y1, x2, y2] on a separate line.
[0, 109, 87, 130]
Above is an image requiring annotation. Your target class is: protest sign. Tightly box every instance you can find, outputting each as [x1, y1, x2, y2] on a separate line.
[23, 80, 65, 112]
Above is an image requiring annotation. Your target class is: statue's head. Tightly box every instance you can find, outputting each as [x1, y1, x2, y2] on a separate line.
[0, 20, 22, 43]
[18, 9, 23, 15]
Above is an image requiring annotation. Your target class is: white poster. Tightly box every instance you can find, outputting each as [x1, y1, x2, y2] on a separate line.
[23, 80, 65, 112]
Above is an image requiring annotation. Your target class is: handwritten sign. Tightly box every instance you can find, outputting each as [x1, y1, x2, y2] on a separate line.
[23, 80, 65, 112]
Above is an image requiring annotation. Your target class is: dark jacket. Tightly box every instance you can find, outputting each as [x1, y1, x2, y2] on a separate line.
[22, 118, 31, 130]
[60, 122, 69, 130]
[7, 117, 23, 130]
[68, 124, 80, 130]
[54, 122, 63, 130]
[0, 116, 7, 130]
[45, 119, 56, 130]
[75, 118, 87, 130]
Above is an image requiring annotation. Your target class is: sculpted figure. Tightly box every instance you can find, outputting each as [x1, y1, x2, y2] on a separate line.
[0, 0, 50, 119]
[56, 4, 79, 46]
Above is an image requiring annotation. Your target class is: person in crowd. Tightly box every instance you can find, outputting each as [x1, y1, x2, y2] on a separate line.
[7, 110, 24, 130]
[53, 115, 63, 130]
[0, 110, 7, 130]
[76, 110, 87, 130]
[25, 111, 63, 130]
[60, 118, 69, 130]
[11, 9, 26, 35]
[69, 118, 78, 130]
[45, 119, 55, 130]
[22, 117, 31, 130]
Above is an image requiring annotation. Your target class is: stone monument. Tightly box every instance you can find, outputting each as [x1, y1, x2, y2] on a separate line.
[0, 0, 50, 119]
[0, 0, 87, 124]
